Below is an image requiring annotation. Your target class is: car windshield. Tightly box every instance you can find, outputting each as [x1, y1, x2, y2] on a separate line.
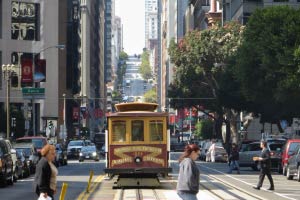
[16, 138, 44, 149]
[16, 148, 31, 157]
[82, 146, 96, 152]
[68, 141, 83, 146]
[269, 143, 284, 151]
[288, 142, 300, 153]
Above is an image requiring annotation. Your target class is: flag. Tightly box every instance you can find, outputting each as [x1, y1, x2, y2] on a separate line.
[73, 107, 79, 120]
[21, 59, 33, 83]
[35, 59, 46, 82]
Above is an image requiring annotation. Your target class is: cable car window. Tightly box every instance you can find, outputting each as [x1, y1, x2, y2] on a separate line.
[150, 120, 163, 141]
[131, 120, 144, 141]
[112, 120, 126, 142]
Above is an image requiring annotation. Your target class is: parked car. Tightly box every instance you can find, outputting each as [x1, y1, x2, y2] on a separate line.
[14, 144, 39, 174]
[5, 139, 19, 182]
[286, 144, 300, 181]
[100, 145, 106, 157]
[15, 136, 47, 152]
[239, 141, 285, 171]
[15, 149, 30, 178]
[205, 142, 228, 162]
[79, 145, 100, 162]
[170, 141, 187, 152]
[199, 141, 212, 160]
[55, 143, 67, 166]
[281, 139, 300, 175]
[0, 139, 14, 187]
[67, 140, 86, 159]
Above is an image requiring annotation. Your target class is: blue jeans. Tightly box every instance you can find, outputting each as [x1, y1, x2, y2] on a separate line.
[177, 191, 198, 200]
[228, 160, 240, 173]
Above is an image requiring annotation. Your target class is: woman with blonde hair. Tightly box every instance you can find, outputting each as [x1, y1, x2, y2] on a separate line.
[177, 144, 200, 200]
[33, 144, 58, 200]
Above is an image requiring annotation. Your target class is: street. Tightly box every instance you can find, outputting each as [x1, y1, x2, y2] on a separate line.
[2, 155, 300, 200]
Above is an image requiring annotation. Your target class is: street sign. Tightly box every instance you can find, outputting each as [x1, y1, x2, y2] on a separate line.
[22, 87, 45, 95]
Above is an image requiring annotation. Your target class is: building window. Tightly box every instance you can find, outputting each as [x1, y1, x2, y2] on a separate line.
[131, 120, 144, 141]
[11, 1, 40, 41]
[0, 0, 2, 38]
[112, 120, 126, 142]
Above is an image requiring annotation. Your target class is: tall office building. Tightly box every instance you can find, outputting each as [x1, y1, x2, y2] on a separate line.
[145, 0, 158, 49]
[223, 0, 300, 25]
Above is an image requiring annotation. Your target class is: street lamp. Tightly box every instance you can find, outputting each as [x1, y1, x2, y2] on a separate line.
[31, 44, 65, 136]
[63, 93, 67, 140]
[2, 64, 15, 139]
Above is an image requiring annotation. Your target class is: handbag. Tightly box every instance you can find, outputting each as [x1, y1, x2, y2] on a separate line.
[38, 193, 52, 200]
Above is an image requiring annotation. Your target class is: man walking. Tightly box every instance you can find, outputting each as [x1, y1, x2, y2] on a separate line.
[253, 140, 274, 191]
[228, 143, 240, 174]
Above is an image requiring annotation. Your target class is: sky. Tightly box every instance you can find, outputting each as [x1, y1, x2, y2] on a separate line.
[115, 0, 145, 55]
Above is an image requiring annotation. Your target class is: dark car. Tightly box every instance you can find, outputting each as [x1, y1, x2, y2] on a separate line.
[15, 149, 30, 178]
[79, 145, 100, 162]
[286, 144, 300, 181]
[15, 136, 47, 152]
[14, 144, 39, 174]
[55, 143, 67, 166]
[239, 141, 285, 171]
[281, 139, 300, 175]
[0, 139, 14, 187]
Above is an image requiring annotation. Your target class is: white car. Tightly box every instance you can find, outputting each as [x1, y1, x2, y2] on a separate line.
[67, 140, 85, 159]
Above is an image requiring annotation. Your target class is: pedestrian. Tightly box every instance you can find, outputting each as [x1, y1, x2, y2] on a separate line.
[207, 139, 216, 162]
[227, 143, 240, 174]
[253, 140, 274, 191]
[177, 144, 200, 200]
[33, 144, 58, 200]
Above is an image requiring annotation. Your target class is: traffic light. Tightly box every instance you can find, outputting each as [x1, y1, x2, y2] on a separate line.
[48, 121, 53, 129]
[11, 117, 16, 127]
[240, 121, 244, 131]
[11, 72, 18, 87]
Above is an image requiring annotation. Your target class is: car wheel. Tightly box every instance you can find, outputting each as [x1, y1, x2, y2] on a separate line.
[277, 163, 283, 174]
[287, 167, 293, 180]
[252, 162, 260, 171]
[7, 169, 14, 185]
[0, 169, 8, 187]
[13, 167, 18, 182]
[283, 165, 287, 176]
[297, 166, 300, 182]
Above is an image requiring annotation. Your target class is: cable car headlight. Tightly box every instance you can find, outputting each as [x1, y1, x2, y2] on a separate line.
[134, 156, 142, 163]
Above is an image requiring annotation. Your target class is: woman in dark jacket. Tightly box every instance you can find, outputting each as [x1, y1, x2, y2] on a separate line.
[34, 144, 58, 199]
[177, 144, 200, 200]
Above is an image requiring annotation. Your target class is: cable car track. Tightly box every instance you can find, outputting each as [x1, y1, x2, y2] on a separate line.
[117, 188, 161, 200]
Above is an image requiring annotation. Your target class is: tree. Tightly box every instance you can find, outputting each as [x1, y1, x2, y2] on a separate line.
[168, 22, 244, 144]
[119, 51, 128, 61]
[139, 50, 152, 80]
[194, 119, 214, 140]
[233, 6, 300, 126]
[143, 88, 157, 103]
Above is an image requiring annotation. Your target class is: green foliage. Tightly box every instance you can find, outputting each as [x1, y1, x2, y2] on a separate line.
[117, 51, 128, 87]
[194, 119, 213, 139]
[119, 51, 128, 60]
[143, 88, 157, 103]
[139, 50, 152, 80]
[168, 22, 244, 112]
[233, 6, 300, 122]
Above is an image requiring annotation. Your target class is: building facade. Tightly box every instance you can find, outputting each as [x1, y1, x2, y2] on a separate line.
[0, 0, 67, 138]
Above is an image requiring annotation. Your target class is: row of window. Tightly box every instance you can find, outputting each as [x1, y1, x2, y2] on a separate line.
[111, 120, 164, 143]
